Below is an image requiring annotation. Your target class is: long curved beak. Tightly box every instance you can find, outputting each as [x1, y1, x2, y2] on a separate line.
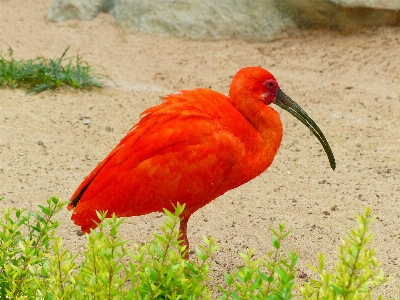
[275, 89, 336, 170]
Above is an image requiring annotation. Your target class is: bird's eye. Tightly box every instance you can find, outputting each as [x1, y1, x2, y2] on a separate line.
[264, 80, 275, 88]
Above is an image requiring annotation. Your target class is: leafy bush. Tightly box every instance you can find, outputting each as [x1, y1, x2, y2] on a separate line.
[219, 224, 297, 299]
[0, 197, 64, 299]
[0, 197, 392, 299]
[0, 47, 103, 93]
[301, 207, 388, 299]
[0, 199, 216, 299]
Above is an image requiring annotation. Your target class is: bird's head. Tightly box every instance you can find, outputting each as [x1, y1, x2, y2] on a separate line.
[230, 67, 280, 106]
[230, 66, 336, 170]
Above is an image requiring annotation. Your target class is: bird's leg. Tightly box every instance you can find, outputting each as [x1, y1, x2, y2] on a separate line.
[179, 217, 189, 259]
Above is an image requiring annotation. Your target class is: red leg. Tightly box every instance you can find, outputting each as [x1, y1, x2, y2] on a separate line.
[179, 217, 189, 259]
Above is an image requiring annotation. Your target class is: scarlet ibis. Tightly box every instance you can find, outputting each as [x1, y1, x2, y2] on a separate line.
[69, 67, 335, 254]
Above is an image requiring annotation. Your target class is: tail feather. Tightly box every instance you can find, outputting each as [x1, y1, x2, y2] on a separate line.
[70, 203, 108, 233]
[68, 182, 91, 210]
[71, 210, 98, 233]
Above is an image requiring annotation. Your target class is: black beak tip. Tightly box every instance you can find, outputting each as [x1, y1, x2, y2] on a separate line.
[276, 89, 336, 172]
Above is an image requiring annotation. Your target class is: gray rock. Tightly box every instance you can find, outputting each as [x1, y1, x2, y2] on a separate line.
[46, 0, 110, 22]
[276, 0, 400, 30]
[46, 0, 400, 40]
[108, 0, 296, 42]
[332, 0, 400, 10]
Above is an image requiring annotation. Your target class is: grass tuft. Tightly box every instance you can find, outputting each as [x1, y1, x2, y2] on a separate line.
[0, 46, 104, 93]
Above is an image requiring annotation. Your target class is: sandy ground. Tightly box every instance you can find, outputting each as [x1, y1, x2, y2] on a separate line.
[1, 0, 399, 297]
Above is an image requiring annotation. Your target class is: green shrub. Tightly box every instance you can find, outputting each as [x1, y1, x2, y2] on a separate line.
[301, 207, 388, 300]
[219, 224, 297, 299]
[0, 197, 65, 299]
[0, 197, 393, 299]
[0, 199, 216, 299]
[0, 47, 103, 93]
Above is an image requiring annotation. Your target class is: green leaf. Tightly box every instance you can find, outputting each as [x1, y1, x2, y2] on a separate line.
[225, 272, 233, 285]
[331, 284, 344, 295]
[231, 291, 241, 300]
[196, 247, 206, 261]
[257, 269, 271, 282]
[272, 235, 280, 249]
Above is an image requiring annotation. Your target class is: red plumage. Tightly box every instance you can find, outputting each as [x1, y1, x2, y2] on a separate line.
[69, 67, 335, 253]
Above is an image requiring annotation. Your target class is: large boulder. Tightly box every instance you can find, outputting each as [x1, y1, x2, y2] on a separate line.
[334, 0, 400, 10]
[46, 0, 110, 22]
[46, 0, 400, 41]
[276, 0, 400, 30]
[107, 0, 295, 41]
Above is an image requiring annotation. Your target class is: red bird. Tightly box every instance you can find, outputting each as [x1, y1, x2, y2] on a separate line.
[69, 67, 335, 253]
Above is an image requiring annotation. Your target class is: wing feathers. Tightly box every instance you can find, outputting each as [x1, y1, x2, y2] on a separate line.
[70, 89, 247, 231]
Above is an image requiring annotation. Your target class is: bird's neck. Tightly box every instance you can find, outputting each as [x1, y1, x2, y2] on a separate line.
[231, 95, 283, 170]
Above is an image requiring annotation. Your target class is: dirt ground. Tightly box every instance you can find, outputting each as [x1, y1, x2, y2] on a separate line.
[1, 0, 399, 297]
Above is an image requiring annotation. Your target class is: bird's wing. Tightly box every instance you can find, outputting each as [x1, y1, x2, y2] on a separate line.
[70, 88, 233, 205]
[69, 89, 248, 231]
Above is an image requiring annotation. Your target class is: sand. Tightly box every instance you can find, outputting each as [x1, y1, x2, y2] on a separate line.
[0, 0, 399, 297]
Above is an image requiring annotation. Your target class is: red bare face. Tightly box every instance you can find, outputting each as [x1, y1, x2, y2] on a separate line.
[262, 78, 280, 105]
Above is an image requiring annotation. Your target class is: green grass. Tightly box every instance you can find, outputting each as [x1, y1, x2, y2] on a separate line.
[0, 197, 393, 299]
[0, 46, 104, 93]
